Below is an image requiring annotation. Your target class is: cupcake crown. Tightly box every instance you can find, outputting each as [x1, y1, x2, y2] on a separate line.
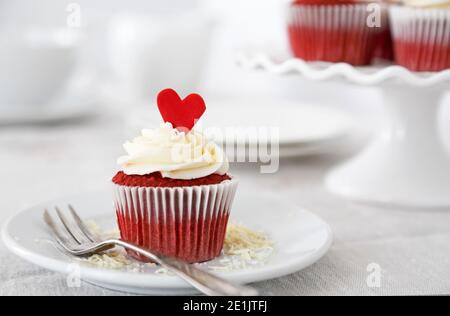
[117, 89, 229, 180]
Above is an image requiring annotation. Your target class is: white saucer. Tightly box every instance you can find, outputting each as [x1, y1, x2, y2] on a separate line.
[0, 71, 102, 125]
[0, 93, 101, 125]
[2, 190, 332, 295]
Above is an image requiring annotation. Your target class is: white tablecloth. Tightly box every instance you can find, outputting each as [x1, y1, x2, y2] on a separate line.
[1, 112, 450, 296]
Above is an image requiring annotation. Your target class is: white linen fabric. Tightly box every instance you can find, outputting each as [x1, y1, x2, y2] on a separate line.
[1, 112, 450, 296]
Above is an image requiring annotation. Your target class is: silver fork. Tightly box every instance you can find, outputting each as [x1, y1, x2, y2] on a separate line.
[43, 205, 258, 296]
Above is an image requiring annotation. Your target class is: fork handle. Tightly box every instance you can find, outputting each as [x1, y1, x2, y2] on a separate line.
[110, 239, 258, 296]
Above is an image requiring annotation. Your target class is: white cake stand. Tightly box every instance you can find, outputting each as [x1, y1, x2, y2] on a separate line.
[237, 53, 450, 208]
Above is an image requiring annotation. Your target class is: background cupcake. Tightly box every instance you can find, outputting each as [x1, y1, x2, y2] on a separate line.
[112, 89, 238, 263]
[390, 0, 450, 71]
[288, 0, 386, 65]
[373, 1, 396, 61]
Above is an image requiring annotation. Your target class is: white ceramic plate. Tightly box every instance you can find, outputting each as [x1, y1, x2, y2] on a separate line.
[203, 100, 355, 145]
[2, 190, 332, 295]
[126, 100, 356, 158]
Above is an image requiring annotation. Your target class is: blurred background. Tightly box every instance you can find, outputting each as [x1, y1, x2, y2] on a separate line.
[0, 0, 450, 222]
[0, 0, 394, 112]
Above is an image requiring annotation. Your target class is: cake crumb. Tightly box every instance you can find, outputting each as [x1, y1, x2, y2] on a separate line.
[78, 221, 274, 273]
[208, 223, 274, 271]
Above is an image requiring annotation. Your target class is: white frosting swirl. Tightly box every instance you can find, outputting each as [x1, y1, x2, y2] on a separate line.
[118, 123, 229, 180]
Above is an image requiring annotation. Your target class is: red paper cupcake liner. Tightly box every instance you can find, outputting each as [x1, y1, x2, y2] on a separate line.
[373, 5, 394, 61]
[113, 178, 238, 263]
[390, 6, 450, 72]
[373, 27, 394, 61]
[287, 4, 383, 65]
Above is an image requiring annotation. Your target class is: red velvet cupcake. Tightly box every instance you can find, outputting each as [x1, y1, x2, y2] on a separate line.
[288, 0, 386, 65]
[373, 26, 394, 61]
[373, 1, 395, 61]
[390, 1, 450, 71]
[112, 89, 238, 263]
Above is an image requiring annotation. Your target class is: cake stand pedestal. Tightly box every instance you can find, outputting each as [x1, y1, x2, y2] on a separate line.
[238, 54, 450, 207]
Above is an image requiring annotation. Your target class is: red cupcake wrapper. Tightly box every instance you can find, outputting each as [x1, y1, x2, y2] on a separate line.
[373, 27, 394, 61]
[390, 6, 450, 72]
[373, 5, 394, 61]
[288, 4, 383, 65]
[113, 179, 238, 263]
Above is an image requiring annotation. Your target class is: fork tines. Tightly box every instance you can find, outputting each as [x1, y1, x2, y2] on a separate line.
[44, 205, 97, 252]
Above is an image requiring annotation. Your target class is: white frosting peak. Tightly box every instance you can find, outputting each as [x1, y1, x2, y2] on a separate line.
[118, 123, 229, 180]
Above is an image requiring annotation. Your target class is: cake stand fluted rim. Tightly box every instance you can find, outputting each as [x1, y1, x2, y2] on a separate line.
[236, 52, 450, 87]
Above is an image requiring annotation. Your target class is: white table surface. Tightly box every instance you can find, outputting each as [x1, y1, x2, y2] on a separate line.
[1, 110, 450, 296]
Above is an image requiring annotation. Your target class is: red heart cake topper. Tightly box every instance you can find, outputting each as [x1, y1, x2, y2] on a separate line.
[157, 88, 206, 132]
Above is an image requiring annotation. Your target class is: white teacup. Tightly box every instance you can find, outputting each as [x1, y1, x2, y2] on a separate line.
[0, 28, 79, 109]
